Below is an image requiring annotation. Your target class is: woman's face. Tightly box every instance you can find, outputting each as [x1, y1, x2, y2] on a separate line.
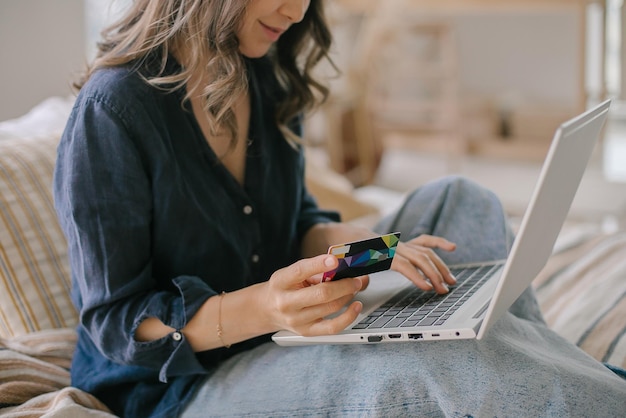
[237, 0, 311, 58]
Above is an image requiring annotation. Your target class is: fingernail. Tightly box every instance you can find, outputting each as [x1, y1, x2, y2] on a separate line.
[449, 274, 457, 284]
[354, 301, 363, 313]
[324, 256, 335, 267]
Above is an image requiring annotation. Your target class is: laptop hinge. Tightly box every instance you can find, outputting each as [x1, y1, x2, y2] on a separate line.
[473, 299, 491, 319]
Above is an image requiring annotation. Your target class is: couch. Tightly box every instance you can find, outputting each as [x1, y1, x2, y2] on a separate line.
[1, 98, 625, 417]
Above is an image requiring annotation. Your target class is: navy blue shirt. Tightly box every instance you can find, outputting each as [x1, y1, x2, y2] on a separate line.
[53, 56, 340, 417]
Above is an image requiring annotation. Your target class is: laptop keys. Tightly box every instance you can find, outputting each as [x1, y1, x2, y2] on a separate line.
[353, 263, 500, 329]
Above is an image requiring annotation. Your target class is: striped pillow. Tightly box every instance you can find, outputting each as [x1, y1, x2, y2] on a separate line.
[0, 135, 77, 338]
[534, 231, 626, 368]
[0, 328, 113, 415]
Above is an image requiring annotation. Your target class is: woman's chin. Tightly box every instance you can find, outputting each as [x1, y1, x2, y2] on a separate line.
[239, 44, 272, 59]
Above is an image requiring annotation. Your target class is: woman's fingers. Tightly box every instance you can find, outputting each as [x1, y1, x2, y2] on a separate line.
[267, 254, 365, 336]
[394, 236, 457, 294]
[356, 275, 370, 291]
[396, 255, 452, 294]
[288, 296, 362, 335]
[407, 234, 457, 252]
[394, 255, 439, 292]
[273, 280, 362, 336]
[272, 254, 338, 289]
[301, 301, 363, 337]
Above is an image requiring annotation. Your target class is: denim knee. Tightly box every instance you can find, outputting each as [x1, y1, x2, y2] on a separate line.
[434, 175, 501, 207]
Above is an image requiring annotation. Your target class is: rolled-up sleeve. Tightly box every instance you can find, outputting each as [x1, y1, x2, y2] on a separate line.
[130, 276, 216, 381]
[54, 95, 212, 381]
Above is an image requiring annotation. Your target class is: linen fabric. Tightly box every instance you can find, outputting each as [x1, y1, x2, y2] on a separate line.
[0, 134, 76, 337]
[0, 328, 114, 416]
[53, 55, 339, 417]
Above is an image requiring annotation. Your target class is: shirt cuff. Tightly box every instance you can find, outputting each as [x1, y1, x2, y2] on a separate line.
[132, 275, 217, 382]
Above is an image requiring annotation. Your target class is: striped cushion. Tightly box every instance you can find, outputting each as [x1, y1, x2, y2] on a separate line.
[0, 135, 76, 338]
[0, 328, 114, 415]
[534, 231, 626, 368]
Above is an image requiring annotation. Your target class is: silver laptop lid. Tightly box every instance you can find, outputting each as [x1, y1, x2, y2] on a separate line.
[476, 99, 611, 339]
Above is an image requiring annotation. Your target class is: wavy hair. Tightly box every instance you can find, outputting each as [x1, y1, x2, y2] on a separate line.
[76, 0, 334, 147]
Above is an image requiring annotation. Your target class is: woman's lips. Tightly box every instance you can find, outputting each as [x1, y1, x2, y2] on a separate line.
[260, 22, 285, 42]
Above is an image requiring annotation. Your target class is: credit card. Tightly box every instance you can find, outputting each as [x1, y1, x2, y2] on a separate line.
[321, 232, 401, 281]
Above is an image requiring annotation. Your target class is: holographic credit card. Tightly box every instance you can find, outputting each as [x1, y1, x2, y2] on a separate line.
[321, 232, 401, 282]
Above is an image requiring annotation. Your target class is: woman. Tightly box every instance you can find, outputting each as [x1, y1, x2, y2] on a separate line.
[54, 0, 626, 417]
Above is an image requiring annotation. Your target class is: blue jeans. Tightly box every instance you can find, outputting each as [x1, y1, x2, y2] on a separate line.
[182, 176, 626, 417]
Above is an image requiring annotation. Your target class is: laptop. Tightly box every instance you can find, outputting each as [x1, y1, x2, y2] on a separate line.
[273, 99, 611, 346]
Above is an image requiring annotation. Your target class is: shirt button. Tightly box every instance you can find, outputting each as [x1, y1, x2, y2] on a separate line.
[251, 254, 260, 263]
[243, 205, 253, 215]
[172, 332, 182, 341]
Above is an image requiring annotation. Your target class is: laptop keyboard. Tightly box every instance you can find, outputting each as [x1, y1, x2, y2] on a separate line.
[352, 263, 502, 330]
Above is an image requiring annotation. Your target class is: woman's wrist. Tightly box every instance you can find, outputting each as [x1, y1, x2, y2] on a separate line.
[182, 282, 276, 351]
[216, 282, 277, 346]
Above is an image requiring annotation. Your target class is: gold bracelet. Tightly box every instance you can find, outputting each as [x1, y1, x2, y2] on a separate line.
[216, 291, 231, 348]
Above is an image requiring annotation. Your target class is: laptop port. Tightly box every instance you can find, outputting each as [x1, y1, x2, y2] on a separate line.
[367, 335, 383, 342]
[432, 333, 440, 337]
[387, 333, 401, 339]
[408, 333, 423, 340]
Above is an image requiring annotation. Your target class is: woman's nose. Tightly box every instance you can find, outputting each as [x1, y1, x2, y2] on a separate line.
[279, 0, 310, 23]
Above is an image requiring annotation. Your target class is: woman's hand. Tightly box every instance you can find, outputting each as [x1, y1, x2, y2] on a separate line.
[264, 254, 365, 337]
[393, 235, 457, 294]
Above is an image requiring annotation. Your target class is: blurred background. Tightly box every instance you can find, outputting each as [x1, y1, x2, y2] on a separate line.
[1, 0, 625, 227]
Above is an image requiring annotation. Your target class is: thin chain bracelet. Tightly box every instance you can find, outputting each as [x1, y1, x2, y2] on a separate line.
[217, 291, 231, 348]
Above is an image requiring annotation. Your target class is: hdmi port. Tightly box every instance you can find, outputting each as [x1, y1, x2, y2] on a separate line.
[408, 333, 423, 340]
[388, 333, 401, 339]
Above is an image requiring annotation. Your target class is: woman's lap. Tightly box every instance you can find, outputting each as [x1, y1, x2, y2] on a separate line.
[182, 176, 626, 416]
[182, 313, 626, 417]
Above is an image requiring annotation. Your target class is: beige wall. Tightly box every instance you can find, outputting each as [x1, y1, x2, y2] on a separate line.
[453, 12, 581, 107]
[0, 1, 596, 122]
[0, 0, 85, 121]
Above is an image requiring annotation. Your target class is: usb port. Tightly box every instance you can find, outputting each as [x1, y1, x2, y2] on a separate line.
[432, 333, 440, 337]
[408, 333, 423, 340]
